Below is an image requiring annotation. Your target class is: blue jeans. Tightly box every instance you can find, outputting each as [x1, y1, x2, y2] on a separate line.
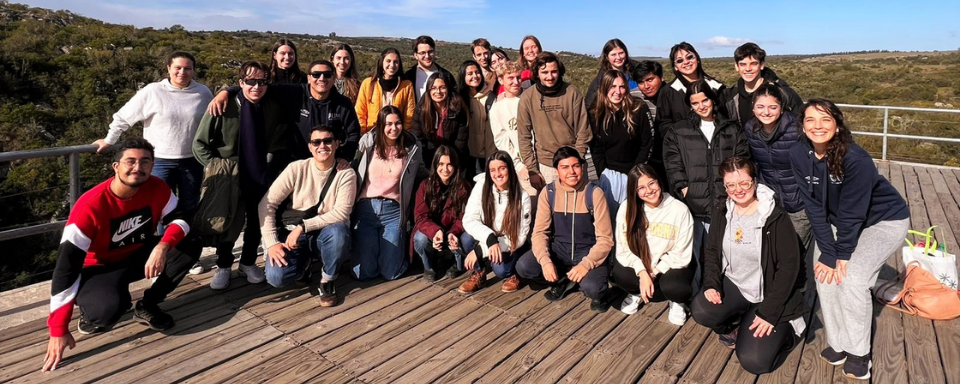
[471, 244, 520, 279]
[352, 198, 407, 281]
[598, 168, 628, 222]
[413, 230, 475, 272]
[265, 223, 351, 288]
[152, 157, 203, 215]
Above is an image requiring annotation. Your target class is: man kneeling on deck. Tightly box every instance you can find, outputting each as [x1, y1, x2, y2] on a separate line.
[258, 124, 356, 307]
[43, 138, 202, 371]
[516, 147, 614, 312]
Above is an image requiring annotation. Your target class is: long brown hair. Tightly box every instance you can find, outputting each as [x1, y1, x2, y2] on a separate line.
[425, 145, 469, 218]
[269, 39, 305, 83]
[599, 38, 635, 73]
[800, 99, 853, 178]
[330, 43, 360, 103]
[516, 35, 542, 71]
[624, 164, 662, 272]
[373, 105, 409, 159]
[418, 72, 463, 139]
[482, 151, 524, 252]
[591, 70, 642, 136]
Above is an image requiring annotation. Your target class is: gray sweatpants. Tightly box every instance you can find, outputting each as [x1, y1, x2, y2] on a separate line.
[815, 218, 909, 357]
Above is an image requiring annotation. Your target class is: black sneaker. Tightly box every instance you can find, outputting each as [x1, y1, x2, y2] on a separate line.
[445, 266, 463, 279]
[842, 353, 871, 380]
[590, 298, 609, 313]
[77, 314, 106, 335]
[318, 280, 337, 307]
[718, 328, 738, 349]
[134, 300, 174, 331]
[544, 279, 576, 301]
[423, 269, 437, 282]
[820, 347, 847, 366]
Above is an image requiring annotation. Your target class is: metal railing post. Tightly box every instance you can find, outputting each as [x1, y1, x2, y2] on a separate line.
[882, 108, 889, 161]
[69, 152, 80, 205]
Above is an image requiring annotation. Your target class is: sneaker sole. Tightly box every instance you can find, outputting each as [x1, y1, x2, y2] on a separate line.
[821, 355, 847, 366]
[842, 361, 871, 380]
[134, 315, 173, 331]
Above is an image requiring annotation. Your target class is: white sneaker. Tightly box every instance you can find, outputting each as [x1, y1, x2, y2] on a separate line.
[238, 263, 265, 284]
[188, 262, 204, 275]
[668, 302, 687, 325]
[210, 267, 231, 290]
[620, 294, 641, 315]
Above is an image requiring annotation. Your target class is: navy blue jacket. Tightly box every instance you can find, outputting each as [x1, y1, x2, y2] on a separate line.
[744, 112, 804, 213]
[788, 141, 909, 267]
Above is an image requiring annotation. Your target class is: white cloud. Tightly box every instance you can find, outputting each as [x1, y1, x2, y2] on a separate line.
[703, 36, 752, 48]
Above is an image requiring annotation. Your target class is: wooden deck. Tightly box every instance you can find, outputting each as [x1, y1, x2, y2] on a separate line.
[1, 161, 959, 384]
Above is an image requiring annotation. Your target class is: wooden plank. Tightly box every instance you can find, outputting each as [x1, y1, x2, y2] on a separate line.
[14, 307, 257, 383]
[302, 286, 453, 356]
[260, 350, 337, 384]
[514, 304, 624, 384]
[106, 321, 282, 384]
[264, 275, 418, 331]
[715, 354, 756, 384]
[336, 294, 488, 375]
[2, 289, 244, 382]
[568, 320, 678, 384]
[181, 340, 297, 384]
[754, 294, 818, 384]
[358, 304, 506, 383]
[193, 346, 316, 384]
[644, 320, 711, 380]
[395, 294, 580, 384]
[638, 370, 680, 384]
[676, 327, 734, 384]
[901, 165, 948, 384]
[305, 366, 364, 384]
[473, 302, 597, 384]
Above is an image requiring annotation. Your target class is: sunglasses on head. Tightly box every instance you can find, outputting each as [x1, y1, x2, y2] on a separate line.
[243, 78, 269, 87]
[309, 138, 336, 146]
[675, 54, 696, 64]
[310, 70, 334, 79]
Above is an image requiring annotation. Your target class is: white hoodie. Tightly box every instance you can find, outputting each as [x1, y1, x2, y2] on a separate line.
[105, 79, 213, 159]
[463, 174, 532, 257]
[615, 193, 694, 276]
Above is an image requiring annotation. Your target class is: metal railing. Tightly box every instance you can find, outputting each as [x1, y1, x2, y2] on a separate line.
[2, 103, 960, 242]
[836, 104, 960, 160]
[0, 144, 98, 241]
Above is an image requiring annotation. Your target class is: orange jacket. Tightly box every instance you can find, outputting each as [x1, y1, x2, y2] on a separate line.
[355, 77, 415, 134]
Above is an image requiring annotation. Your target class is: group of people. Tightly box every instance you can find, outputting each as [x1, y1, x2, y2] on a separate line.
[40, 36, 911, 382]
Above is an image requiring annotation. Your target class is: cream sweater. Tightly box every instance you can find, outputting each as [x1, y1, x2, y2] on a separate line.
[258, 159, 357, 249]
[615, 193, 694, 276]
[105, 79, 213, 159]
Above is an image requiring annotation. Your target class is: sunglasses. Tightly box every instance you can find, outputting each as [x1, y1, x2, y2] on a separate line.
[310, 71, 334, 79]
[675, 54, 696, 64]
[309, 138, 336, 146]
[243, 78, 269, 87]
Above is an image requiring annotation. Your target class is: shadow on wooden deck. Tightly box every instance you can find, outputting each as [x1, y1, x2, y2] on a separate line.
[1, 161, 958, 384]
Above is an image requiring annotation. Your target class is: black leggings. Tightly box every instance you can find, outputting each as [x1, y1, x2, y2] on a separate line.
[689, 277, 799, 375]
[75, 236, 201, 327]
[610, 258, 695, 304]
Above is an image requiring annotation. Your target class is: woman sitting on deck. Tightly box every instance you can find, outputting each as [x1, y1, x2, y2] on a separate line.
[690, 156, 808, 375]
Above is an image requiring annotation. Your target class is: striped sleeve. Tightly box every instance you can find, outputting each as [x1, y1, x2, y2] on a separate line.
[48, 223, 92, 337]
[159, 191, 187, 245]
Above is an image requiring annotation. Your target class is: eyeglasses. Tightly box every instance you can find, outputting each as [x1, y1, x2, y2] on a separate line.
[636, 180, 659, 194]
[416, 50, 436, 57]
[309, 138, 336, 147]
[243, 78, 269, 87]
[119, 158, 154, 167]
[310, 70, 334, 79]
[675, 54, 696, 64]
[724, 180, 755, 191]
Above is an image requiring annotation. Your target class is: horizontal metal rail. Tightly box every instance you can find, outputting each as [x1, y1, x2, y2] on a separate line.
[837, 104, 960, 160]
[1, 144, 98, 241]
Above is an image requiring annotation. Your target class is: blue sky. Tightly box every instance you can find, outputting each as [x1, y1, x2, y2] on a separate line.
[18, 0, 960, 57]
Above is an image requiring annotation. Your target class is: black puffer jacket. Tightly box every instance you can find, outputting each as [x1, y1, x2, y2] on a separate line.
[656, 77, 726, 132]
[721, 68, 803, 128]
[662, 115, 749, 221]
[744, 112, 804, 213]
